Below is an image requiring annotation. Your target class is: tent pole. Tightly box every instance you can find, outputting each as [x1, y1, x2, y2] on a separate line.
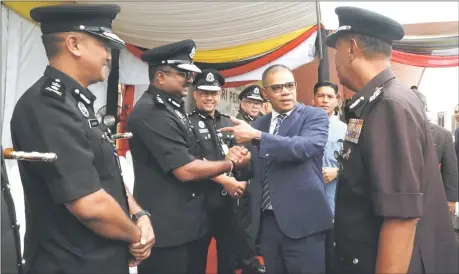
[316, 1, 330, 82]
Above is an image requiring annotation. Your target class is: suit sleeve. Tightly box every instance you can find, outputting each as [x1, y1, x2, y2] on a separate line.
[440, 130, 459, 202]
[363, 99, 424, 218]
[130, 108, 195, 173]
[11, 96, 101, 204]
[258, 108, 328, 162]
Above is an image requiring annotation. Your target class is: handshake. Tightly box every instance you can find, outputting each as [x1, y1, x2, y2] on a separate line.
[225, 145, 251, 170]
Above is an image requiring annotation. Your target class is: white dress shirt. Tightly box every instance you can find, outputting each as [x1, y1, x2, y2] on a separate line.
[269, 108, 294, 134]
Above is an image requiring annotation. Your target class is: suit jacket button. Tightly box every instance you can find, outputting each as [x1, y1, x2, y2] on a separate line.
[192, 193, 196, 198]
[353, 258, 359, 264]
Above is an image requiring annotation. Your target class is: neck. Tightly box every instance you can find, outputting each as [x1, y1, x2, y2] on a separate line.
[49, 58, 88, 88]
[352, 59, 390, 91]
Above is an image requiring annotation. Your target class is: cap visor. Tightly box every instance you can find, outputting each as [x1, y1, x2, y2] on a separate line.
[197, 85, 222, 92]
[89, 31, 125, 49]
[177, 63, 202, 73]
[324, 32, 337, 48]
[246, 95, 264, 102]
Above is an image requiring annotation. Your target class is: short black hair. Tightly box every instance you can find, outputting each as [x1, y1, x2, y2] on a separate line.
[42, 33, 64, 60]
[342, 33, 392, 59]
[261, 64, 293, 87]
[148, 64, 173, 82]
[313, 81, 338, 96]
[410, 85, 418, 90]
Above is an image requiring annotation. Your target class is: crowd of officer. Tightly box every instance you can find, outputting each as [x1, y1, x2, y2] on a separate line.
[1, 2, 458, 274]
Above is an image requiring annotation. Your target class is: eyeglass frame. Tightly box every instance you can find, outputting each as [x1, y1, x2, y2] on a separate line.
[264, 81, 297, 94]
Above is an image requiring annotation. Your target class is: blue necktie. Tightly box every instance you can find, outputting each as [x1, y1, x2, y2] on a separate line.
[261, 114, 286, 211]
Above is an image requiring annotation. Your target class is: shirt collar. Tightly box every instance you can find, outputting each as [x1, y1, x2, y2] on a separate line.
[271, 107, 294, 122]
[44, 65, 97, 105]
[344, 68, 396, 119]
[147, 85, 185, 109]
[194, 108, 221, 120]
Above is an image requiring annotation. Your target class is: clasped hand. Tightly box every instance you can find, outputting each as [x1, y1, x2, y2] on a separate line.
[225, 145, 251, 169]
[129, 215, 155, 267]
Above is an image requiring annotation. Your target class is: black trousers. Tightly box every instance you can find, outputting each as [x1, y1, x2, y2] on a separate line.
[205, 199, 237, 274]
[138, 236, 209, 274]
[233, 190, 259, 261]
[325, 228, 335, 274]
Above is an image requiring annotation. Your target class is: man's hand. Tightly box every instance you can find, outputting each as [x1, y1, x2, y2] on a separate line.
[222, 176, 247, 199]
[129, 215, 155, 262]
[448, 201, 456, 215]
[226, 146, 251, 169]
[219, 116, 261, 144]
[322, 167, 338, 184]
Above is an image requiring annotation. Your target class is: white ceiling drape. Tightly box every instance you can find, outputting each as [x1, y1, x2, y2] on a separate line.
[78, 1, 318, 50]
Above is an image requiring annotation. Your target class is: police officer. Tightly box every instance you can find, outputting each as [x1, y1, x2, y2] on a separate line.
[1, 148, 23, 274]
[10, 4, 154, 273]
[188, 68, 247, 274]
[234, 84, 266, 274]
[325, 6, 459, 274]
[126, 40, 250, 274]
[236, 85, 265, 123]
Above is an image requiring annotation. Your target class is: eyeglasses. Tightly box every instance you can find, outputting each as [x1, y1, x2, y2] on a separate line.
[265, 81, 297, 94]
[242, 99, 263, 107]
[160, 69, 196, 81]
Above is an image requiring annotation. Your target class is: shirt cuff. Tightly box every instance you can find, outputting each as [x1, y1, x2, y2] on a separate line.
[47, 167, 102, 204]
[372, 192, 423, 218]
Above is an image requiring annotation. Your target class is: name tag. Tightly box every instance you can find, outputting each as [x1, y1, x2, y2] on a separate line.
[345, 118, 364, 144]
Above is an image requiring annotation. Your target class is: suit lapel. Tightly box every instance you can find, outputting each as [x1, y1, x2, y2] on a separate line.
[278, 104, 301, 136]
[258, 113, 272, 133]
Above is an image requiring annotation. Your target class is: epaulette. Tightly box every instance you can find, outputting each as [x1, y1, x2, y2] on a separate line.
[220, 113, 231, 118]
[187, 110, 197, 117]
[40, 77, 66, 102]
[154, 94, 165, 106]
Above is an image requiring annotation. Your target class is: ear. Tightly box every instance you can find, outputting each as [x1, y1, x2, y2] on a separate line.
[261, 88, 269, 101]
[348, 38, 358, 61]
[156, 71, 167, 85]
[193, 89, 199, 101]
[65, 34, 83, 57]
[311, 98, 315, 106]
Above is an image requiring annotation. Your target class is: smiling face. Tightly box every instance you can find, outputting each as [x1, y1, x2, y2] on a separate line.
[262, 67, 297, 113]
[193, 89, 221, 114]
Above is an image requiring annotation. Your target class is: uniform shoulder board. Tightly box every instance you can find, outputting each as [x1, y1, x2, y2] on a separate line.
[40, 77, 66, 101]
[154, 95, 165, 106]
[220, 113, 231, 118]
[187, 110, 197, 116]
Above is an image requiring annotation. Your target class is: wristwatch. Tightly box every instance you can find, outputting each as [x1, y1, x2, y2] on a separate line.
[251, 136, 261, 146]
[132, 209, 151, 222]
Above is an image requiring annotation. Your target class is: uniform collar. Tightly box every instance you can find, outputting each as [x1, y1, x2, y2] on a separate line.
[193, 108, 222, 120]
[238, 109, 255, 122]
[147, 85, 185, 109]
[345, 68, 395, 119]
[44, 65, 97, 105]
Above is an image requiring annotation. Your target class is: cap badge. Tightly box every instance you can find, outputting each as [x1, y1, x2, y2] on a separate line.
[253, 87, 260, 94]
[336, 25, 351, 32]
[206, 73, 214, 82]
[189, 46, 196, 59]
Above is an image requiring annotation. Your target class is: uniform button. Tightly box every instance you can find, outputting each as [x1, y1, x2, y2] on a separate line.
[333, 242, 336, 247]
[21, 259, 26, 264]
[192, 193, 196, 198]
[55, 79, 60, 82]
[74, 89, 80, 94]
[265, 153, 269, 157]
[353, 258, 359, 264]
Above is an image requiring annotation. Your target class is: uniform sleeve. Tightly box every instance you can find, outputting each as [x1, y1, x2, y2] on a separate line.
[440, 131, 459, 202]
[363, 98, 424, 218]
[12, 96, 101, 204]
[132, 109, 195, 173]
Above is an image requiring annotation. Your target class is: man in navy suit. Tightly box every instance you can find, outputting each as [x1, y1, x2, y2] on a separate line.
[220, 64, 333, 274]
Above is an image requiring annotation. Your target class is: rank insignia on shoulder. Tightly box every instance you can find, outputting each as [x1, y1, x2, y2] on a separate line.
[154, 95, 165, 105]
[369, 87, 382, 102]
[41, 78, 65, 101]
[344, 118, 364, 144]
[220, 113, 230, 118]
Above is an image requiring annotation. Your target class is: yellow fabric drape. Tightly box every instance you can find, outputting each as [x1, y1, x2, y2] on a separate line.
[3, 1, 71, 22]
[3, 1, 313, 64]
[194, 26, 313, 63]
